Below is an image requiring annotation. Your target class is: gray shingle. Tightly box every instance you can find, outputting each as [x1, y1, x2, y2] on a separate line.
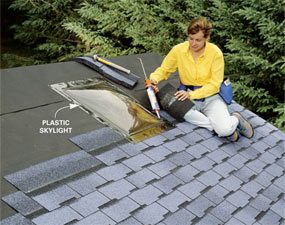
[227, 154, 249, 169]
[4, 151, 101, 193]
[163, 138, 189, 152]
[258, 210, 281, 225]
[195, 128, 214, 139]
[213, 162, 237, 178]
[273, 176, 284, 190]
[200, 137, 223, 150]
[32, 206, 82, 225]
[186, 195, 215, 218]
[70, 191, 110, 217]
[117, 217, 142, 225]
[168, 151, 194, 166]
[251, 141, 270, 153]
[261, 135, 280, 147]
[251, 131, 264, 142]
[241, 180, 264, 197]
[69, 127, 124, 151]
[74, 211, 115, 225]
[229, 103, 244, 112]
[254, 171, 275, 188]
[129, 184, 163, 205]
[207, 149, 230, 163]
[153, 174, 184, 194]
[67, 172, 107, 196]
[210, 201, 237, 222]
[249, 116, 266, 127]
[219, 175, 243, 192]
[191, 157, 216, 172]
[236, 136, 252, 148]
[2, 191, 43, 216]
[176, 121, 196, 133]
[126, 168, 159, 188]
[144, 146, 172, 162]
[161, 127, 184, 140]
[0, 213, 34, 225]
[226, 190, 251, 208]
[240, 147, 260, 160]
[271, 130, 285, 140]
[249, 194, 272, 211]
[233, 166, 256, 182]
[259, 151, 278, 164]
[181, 132, 204, 146]
[148, 159, 177, 177]
[234, 205, 260, 225]
[162, 208, 195, 225]
[242, 109, 256, 119]
[95, 147, 129, 165]
[173, 164, 199, 183]
[268, 145, 283, 158]
[271, 198, 285, 218]
[98, 179, 136, 200]
[262, 184, 283, 202]
[203, 185, 230, 205]
[143, 135, 167, 147]
[157, 190, 190, 212]
[265, 164, 284, 177]
[178, 180, 206, 200]
[276, 157, 285, 169]
[186, 144, 210, 159]
[197, 170, 222, 186]
[225, 217, 246, 225]
[220, 143, 243, 156]
[246, 159, 267, 173]
[196, 214, 222, 225]
[119, 142, 149, 156]
[102, 197, 140, 223]
[32, 185, 80, 211]
[122, 154, 154, 171]
[97, 164, 132, 181]
[134, 202, 168, 225]
[255, 125, 272, 136]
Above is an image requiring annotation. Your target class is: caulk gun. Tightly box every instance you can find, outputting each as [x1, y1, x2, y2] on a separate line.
[138, 58, 160, 118]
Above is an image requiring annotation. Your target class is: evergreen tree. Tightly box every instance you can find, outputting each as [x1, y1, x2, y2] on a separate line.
[208, 0, 284, 129]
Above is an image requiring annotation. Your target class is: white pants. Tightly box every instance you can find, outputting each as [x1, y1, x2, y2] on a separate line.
[183, 94, 239, 137]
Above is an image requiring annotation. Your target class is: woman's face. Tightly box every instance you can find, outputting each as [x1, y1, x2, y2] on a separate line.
[188, 30, 206, 53]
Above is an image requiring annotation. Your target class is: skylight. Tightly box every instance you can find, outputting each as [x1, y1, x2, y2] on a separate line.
[50, 78, 167, 142]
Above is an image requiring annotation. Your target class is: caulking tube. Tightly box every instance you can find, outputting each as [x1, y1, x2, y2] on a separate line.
[138, 57, 160, 118]
[147, 86, 160, 118]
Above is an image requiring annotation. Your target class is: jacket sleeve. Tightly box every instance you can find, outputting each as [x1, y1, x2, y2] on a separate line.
[189, 53, 224, 100]
[149, 47, 178, 83]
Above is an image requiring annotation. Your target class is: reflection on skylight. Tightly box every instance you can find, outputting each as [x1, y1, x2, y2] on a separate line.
[50, 78, 167, 142]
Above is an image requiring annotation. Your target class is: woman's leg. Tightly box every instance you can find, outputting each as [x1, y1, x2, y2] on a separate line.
[202, 95, 239, 137]
[183, 108, 214, 131]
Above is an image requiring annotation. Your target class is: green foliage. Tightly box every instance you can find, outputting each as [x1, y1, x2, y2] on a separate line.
[1, 53, 42, 68]
[211, 0, 285, 130]
[7, 0, 285, 130]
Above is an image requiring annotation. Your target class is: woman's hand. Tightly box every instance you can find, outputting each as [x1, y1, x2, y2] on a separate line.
[175, 90, 189, 101]
[145, 79, 159, 93]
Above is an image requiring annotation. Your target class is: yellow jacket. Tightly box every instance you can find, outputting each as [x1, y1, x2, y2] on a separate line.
[150, 41, 224, 100]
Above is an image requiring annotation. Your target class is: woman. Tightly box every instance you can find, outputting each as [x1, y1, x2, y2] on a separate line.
[147, 17, 254, 142]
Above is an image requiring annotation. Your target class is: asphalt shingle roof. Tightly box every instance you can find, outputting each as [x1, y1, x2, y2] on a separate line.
[1, 53, 284, 225]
